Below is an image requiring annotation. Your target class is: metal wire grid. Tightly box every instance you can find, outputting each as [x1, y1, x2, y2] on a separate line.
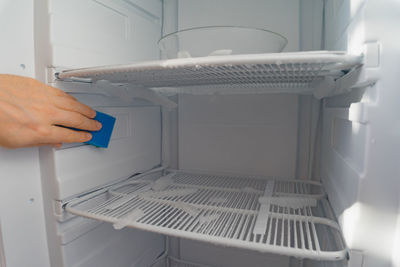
[79, 63, 328, 88]
[57, 52, 362, 92]
[169, 172, 325, 198]
[65, 172, 346, 261]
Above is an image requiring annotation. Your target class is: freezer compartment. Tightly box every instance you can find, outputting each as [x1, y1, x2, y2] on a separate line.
[65, 170, 347, 261]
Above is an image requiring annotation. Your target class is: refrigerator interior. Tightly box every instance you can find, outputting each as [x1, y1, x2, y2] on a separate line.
[43, 0, 400, 267]
[1, 0, 399, 267]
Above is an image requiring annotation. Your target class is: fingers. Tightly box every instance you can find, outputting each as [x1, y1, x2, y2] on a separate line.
[52, 109, 102, 131]
[39, 126, 92, 144]
[0, 74, 101, 148]
[45, 84, 77, 100]
[52, 95, 96, 119]
[32, 143, 62, 148]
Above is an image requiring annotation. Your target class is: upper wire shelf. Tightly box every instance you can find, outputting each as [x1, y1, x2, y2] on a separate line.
[56, 51, 362, 97]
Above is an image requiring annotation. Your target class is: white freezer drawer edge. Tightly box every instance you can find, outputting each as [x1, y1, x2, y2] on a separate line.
[39, 106, 161, 201]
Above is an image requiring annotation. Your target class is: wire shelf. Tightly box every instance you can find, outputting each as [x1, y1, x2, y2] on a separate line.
[57, 51, 362, 96]
[65, 171, 347, 261]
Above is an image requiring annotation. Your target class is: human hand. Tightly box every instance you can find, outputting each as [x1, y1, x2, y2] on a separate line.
[0, 74, 102, 148]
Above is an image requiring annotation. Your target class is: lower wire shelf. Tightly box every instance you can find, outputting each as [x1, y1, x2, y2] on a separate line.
[65, 170, 347, 261]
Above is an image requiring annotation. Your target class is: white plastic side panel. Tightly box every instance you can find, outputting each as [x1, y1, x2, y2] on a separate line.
[178, 94, 298, 178]
[177, 0, 300, 52]
[0, 0, 35, 76]
[51, 106, 161, 200]
[320, 107, 367, 221]
[322, 1, 400, 266]
[49, 0, 161, 68]
[331, 117, 367, 173]
[0, 223, 4, 267]
[393, 203, 400, 267]
[0, 1, 51, 267]
[61, 223, 163, 267]
[0, 148, 51, 267]
[324, 0, 366, 53]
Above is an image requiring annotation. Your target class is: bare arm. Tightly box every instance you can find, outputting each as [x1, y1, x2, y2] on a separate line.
[0, 74, 102, 148]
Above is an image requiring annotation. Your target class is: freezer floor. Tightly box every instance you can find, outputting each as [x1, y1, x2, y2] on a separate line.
[65, 171, 347, 261]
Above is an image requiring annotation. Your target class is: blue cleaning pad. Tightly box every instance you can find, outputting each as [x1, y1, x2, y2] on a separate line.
[85, 111, 116, 148]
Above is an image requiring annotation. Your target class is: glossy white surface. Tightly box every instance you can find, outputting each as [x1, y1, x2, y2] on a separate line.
[0, 1, 51, 266]
[178, 94, 299, 178]
[41, 106, 161, 200]
[321, 1, 400, 266]
[176, 0, 300, 52]
[49, 0, 162, 68]
[0, 147, 51, 267]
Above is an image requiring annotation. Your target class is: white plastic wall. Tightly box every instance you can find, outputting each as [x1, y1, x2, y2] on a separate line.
[299, 0, 324, 51]
[0, 148, 51, 267]
[180, 239, 289, 267]
[175, 0, 299, 52]
[0, 1, 51, 266]
[393, 202, 400, 267]
[40, 106, 161, 200]
[49, 0, 162, 68]
[0, 225, 4, 267]
[178, 94, 299, 179]
[321, 1, 400, 266]
[324, 0, 366, 53]
[61, 223, 164, 267]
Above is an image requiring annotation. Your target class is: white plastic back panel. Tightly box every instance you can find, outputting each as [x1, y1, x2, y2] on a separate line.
[178, 94, 298, 178]
[177, 0, 299, 52]
[50, 0, 162, 68]
[51, 106, 161, 200]
[180, 239, 289, 267]
[299, 0, 324, 51]
[124, 0, 162, 16]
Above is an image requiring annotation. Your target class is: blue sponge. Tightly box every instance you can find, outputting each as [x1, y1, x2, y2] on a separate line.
[85, 111, 116, 148]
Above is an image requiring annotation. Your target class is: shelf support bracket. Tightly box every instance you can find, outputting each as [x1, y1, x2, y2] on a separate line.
[313, 66, 377, 99]
[253, 181, 275, 235]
